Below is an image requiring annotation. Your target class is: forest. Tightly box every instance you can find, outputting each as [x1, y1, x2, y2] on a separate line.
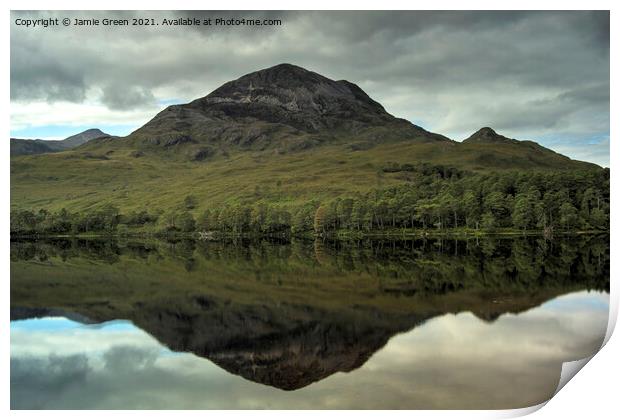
[10, 165, 610, 238]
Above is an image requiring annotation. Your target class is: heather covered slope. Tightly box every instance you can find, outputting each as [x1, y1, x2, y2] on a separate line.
[10, 138, 602, 215]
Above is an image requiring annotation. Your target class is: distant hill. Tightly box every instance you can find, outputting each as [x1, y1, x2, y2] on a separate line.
[58, 128, 109, 148]
[9, 139, 55, 156]
[455, 127, 598, 171]
[10, 128, 109, 156]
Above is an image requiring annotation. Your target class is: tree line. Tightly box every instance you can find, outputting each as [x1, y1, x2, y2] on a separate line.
[11, 236, 610, 294]
[10, 166, 609, 237]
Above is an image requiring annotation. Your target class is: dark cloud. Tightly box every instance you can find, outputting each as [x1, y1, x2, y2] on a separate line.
[102, 345, 158, 370]
[10, 38, 86, 102]
[9, 10, 609, 163]
[101, 84, 156, 110]
[10, 354, 91, 409]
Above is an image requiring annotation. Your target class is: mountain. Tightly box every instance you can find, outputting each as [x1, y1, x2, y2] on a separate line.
[59, 128, 109, 148]
[10, 64, 603, 214]
[459, 127, 595, 170]
[463, 127, 518, 144]
[79, 63, 595, 171]
[84, 63, 451, 160]
[10, 128, 109, 156]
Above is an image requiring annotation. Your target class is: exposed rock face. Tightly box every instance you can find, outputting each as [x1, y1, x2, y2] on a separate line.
[127, 63, 450, 152]
[201, 63, 393, 131]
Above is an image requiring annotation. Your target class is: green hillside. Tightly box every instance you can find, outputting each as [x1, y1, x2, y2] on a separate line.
[9, 64, 608, 237]
[10, 137, 600, 212]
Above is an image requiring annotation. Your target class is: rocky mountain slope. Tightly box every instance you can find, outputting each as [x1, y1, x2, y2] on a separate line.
[84, 63, 451, 160]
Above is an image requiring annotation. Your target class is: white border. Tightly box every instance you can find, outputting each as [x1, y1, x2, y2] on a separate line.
[3, 2, 617, 419]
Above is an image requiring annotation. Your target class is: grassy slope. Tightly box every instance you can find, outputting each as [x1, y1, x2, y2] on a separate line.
[10, 138, 599, 214]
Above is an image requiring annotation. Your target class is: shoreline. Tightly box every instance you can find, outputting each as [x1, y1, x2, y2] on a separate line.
[9, 229, 609, 241]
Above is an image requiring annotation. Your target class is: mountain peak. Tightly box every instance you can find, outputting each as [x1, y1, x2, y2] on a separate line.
[475, 127, 497, 136]
[200, 63, 386, 115]
[127, 64, 450, 154]
[62, 128, 110, 148]
[255, 62, 316, 76]
[463, 127, 515, 144]
[76, 128, 106, 136]
[226, 63, 334, 86]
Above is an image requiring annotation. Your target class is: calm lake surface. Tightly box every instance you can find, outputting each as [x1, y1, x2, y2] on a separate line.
[10, 235, 609, 409]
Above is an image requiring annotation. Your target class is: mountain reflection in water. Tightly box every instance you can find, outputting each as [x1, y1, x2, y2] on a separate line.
[10, 236, 610, 409]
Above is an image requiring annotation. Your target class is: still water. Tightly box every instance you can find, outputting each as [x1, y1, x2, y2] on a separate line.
[10, 236, 609, 409]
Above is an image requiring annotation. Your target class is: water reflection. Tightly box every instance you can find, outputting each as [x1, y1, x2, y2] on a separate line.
[10, 236, 610, 409]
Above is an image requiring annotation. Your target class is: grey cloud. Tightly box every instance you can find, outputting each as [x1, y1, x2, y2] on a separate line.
[102, 345, 158, 370]
[456, 83, 610, 134]
[10, 354, 91, 409]
[10, 36, 86, 102]
[101, 84, 156, 110]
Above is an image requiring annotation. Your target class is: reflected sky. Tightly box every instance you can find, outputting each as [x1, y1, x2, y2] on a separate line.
[11, 290, 609, 410]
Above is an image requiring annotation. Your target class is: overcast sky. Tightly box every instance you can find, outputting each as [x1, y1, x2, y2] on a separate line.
[10, 10, 610, 166]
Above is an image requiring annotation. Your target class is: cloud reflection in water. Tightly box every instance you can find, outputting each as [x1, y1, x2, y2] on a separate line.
[10, 290, 608, 409]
